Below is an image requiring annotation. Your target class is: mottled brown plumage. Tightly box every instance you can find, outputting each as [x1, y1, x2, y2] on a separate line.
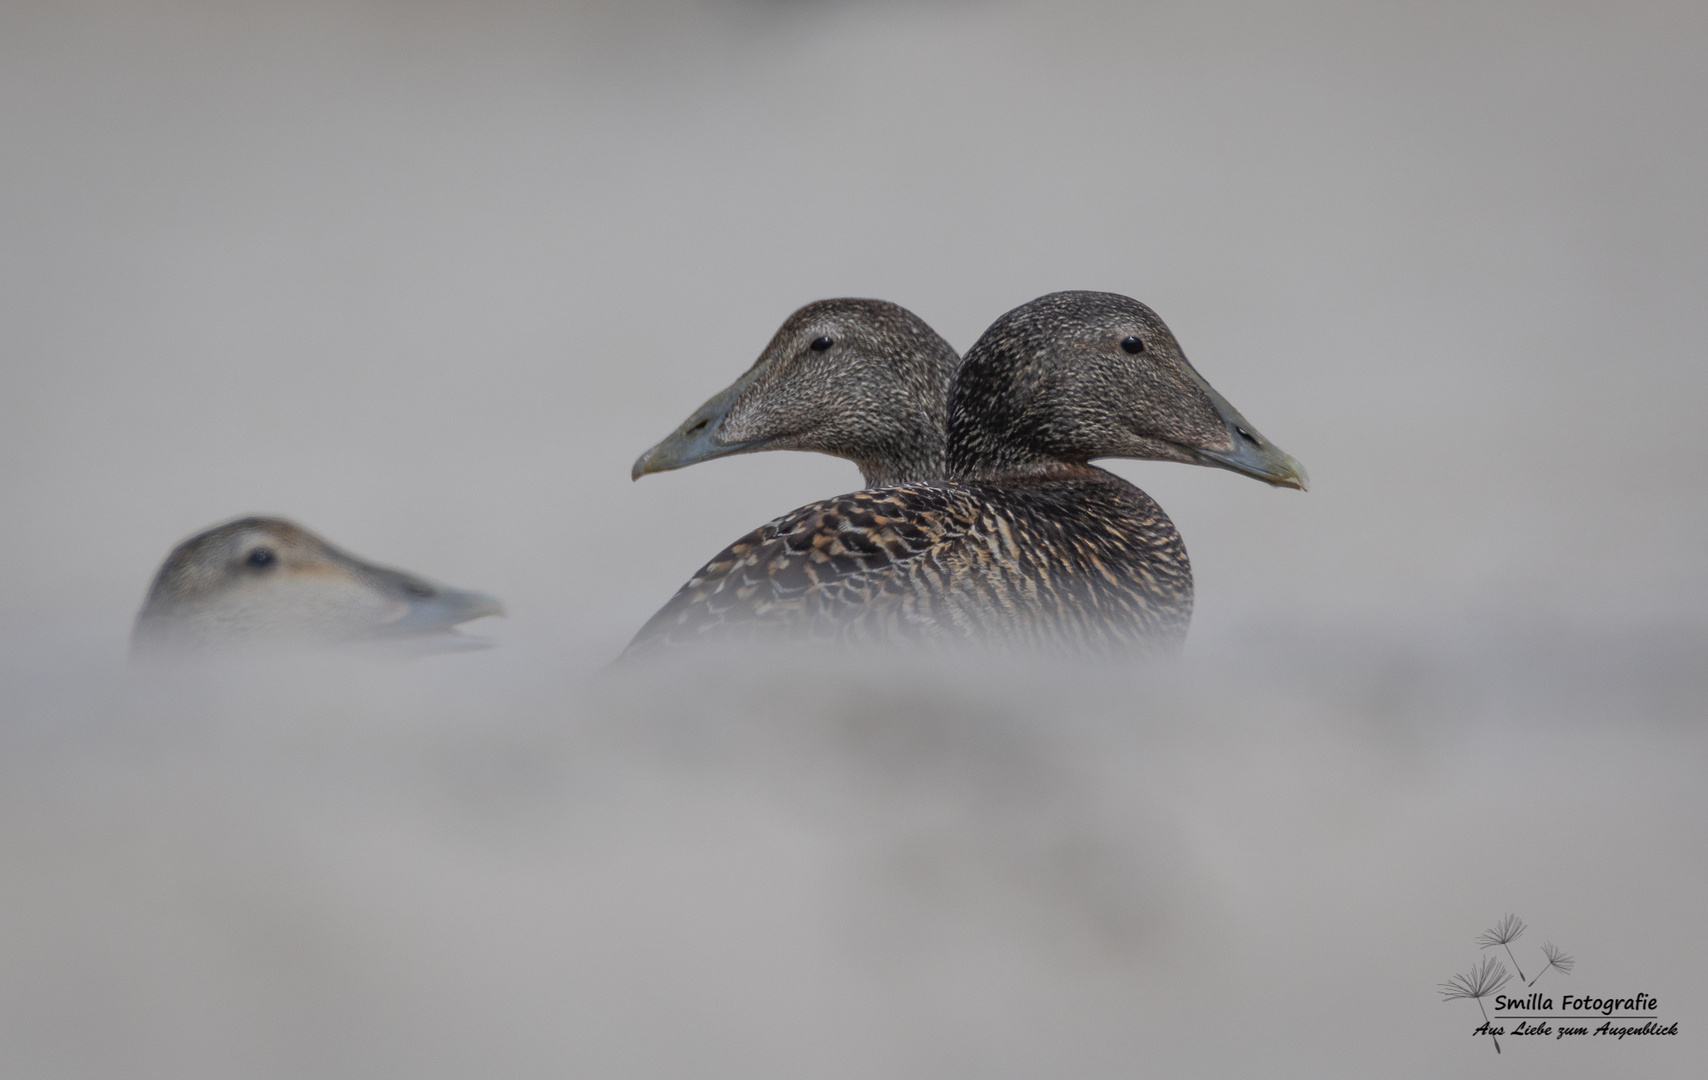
[626, 471, 1191, 653]
[631, 298, 961, 488]
[625, 292, 1305, 657]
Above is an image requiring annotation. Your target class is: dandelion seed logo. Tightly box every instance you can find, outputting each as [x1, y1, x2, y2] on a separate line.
[1439, 914, 1676, 1053]
[1440, 955, 1512, 1054]
[1532, 941, 1575, 987]
[1477, 913, 1532, 985]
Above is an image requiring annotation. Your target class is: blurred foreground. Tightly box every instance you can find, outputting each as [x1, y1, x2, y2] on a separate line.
[2, 619, 1700, 1079]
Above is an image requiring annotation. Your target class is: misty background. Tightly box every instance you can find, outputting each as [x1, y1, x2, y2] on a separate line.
[1, 1, 1704, 1076]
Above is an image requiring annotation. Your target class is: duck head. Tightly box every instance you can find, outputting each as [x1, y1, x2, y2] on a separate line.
[631, 298, 961, 488]
[946, 291, 1307, 489]
[131, 517, 504, 655]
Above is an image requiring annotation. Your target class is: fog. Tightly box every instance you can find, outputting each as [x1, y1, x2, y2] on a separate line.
[2, 1, 1704, 1075]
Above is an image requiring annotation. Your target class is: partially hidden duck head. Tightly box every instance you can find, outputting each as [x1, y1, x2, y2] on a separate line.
[131, 516, 504, 657]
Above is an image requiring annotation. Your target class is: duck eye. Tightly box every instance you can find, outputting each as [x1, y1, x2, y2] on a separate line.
[1120, 336, 1145, 354]
[245, 547, 277, 570]
[809, 336, 834, 352]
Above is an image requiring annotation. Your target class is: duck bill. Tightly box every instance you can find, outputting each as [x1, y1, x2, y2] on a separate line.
[1188, 382, 1309, 491]
[631, 374, 773, 480]
[419, 586, 507, 628]
[380, 578, 507, 637]
[366, 582, 506, 655]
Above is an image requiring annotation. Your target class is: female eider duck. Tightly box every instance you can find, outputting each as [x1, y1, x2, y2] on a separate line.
[132, 517, 504, 655]
[631, 298, 961, 488]
[622, 291, 1305, 657]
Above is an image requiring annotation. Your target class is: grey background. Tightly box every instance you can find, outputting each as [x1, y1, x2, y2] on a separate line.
[2, 1, 1703, 1076]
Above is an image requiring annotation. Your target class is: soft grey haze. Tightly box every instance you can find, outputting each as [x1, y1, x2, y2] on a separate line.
[1, 1, 1703, 1076]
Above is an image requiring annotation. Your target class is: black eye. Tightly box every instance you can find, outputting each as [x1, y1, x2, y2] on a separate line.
[245, 547, 276, 570]
[1120, 336, 1145, 354]
[809, 336, 834, 352]
[1235, 426, 1260, 446]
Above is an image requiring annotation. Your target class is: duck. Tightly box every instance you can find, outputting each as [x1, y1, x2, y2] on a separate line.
[630, 298, 962, 488]
[622, 291, 1305, 656]
[131, 516, 504, 655]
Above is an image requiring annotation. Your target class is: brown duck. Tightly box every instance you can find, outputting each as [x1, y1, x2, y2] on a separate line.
[624, 291, 1305, 657]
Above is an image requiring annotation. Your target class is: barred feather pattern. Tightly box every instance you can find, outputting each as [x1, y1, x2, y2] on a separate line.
[623, 467, 1191, 657]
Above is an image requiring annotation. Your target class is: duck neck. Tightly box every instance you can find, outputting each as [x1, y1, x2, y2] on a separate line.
[844, 410, 948, 487]
[946, 425, 1088, 481]
[948, 459, 1105, 485]
[945, 372, 1069, 480]
[856, 439, 946, 488]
